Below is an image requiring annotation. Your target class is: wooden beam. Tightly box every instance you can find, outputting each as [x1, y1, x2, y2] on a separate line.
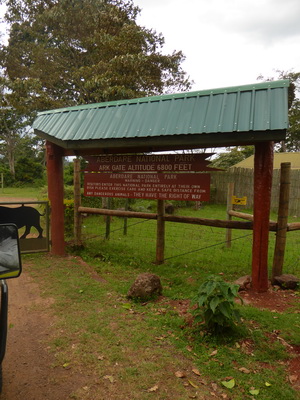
[252, 142, 274, 292]
[156, 200, 165, 264]
[287, 222, 300, 231]
[226, 182, 234, 248]
[78, 206, 278, 230]
[73, 158, 82, 245]
[46, 141, 65, 256]
[272, 162, 291, 281]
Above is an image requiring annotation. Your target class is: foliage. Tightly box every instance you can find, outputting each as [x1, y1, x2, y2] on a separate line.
[257, 70, 300, 152]
[15, 156, 44, 184]
[64, 199, 74, 237]
[192, 275, 243, 334]
[211, 146, 254, 169]
[0, 76, 45, 180]
[0, 0, 192, 113]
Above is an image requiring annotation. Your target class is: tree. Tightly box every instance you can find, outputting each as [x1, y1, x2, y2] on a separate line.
[0, 76, 41, 177]
[0, 0, 192, 113]
[15, 155, 44, 183]
[211, 146, 254, 170]
[257, 70, 300, 152]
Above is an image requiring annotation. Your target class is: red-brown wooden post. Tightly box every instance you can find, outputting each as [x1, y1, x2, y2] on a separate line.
[252, 141, 274, 292]
[46, 141, 65, 256]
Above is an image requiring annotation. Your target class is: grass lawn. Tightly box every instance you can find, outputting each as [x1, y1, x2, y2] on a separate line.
[0, 186, 40, 199]
[30, 201, 300, 399]
[3, 188, 300, 398]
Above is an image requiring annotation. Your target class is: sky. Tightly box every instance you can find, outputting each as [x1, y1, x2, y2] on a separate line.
[134, 0, 300, 92]
[1, 0, 299, 93]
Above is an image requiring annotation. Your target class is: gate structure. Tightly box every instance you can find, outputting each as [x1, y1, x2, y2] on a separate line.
[33, 80, 290, 292]
[0, 201, 50, 254]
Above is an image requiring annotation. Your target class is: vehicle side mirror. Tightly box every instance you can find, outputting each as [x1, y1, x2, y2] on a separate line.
[0, 224, 22, 279]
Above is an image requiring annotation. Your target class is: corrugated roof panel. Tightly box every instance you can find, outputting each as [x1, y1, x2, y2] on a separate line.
[237, 91, 252, 132]
[33, 80, 289, 145]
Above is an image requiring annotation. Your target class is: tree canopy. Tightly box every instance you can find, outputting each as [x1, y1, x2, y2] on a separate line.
[0, 0, 192, 112]
[257, 70, 300, 152]
[0, 0, 192, 183]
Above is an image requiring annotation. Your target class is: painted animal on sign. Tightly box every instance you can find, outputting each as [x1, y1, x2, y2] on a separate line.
[0, 206, 43, 239]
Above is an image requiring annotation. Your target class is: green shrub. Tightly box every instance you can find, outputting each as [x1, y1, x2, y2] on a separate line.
[193, 275, 242, 334]
[64, 199, 74, 236]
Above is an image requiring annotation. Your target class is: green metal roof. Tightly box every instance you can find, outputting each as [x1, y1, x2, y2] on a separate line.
[33, 80, 289, 153]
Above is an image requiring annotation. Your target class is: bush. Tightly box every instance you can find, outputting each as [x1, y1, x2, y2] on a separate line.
[193, 275, 243, 334]
[64, 199, 74, 237]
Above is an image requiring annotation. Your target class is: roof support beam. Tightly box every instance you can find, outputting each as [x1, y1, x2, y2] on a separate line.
[252, 141, 274, 292]
[46, 141, 65, 256]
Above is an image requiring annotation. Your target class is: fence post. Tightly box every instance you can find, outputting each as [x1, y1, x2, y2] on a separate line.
[74, 158, 82, 245]
[123, 198, 129, 235]
[226, 183, 234, 248]
[272, 162, 291, 281]
[105, 198, 112, 239]
[156, 200, 165, 264]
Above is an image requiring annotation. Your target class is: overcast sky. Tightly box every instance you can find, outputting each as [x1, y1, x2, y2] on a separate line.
[1, 1, 299, 93]
[134, 0, 300, 91]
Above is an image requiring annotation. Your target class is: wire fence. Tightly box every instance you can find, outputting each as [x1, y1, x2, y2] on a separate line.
[79, 204, 300, 278]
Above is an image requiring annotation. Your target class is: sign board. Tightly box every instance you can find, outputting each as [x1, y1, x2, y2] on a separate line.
[232, 196, 247, 205]
[84, 173, 210, 201]
[84, 153, 218, 173]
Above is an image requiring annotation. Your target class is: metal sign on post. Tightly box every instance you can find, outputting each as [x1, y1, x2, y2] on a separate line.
[232, 196, 247, 206]
[84, 172, 210, 201]
[84, 153, 217, 173]
[84, 153, 216, 202]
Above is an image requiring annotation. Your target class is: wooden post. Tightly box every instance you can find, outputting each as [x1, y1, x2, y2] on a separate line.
[272, 162, 291, 281]
[73, 158, 82, 245]
[105, 198, 112, 239]
[46, 141, 65, 256]
[156, 200, 165, 264]
[252, 142, 274, 292]
[123, 198, 129, 235]
[226, 183, 234, 248]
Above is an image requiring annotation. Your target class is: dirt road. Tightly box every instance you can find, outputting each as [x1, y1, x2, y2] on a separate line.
[1, 269, 83, 400]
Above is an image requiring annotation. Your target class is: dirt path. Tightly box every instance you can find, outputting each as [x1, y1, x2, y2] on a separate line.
[1, 269, 84, 400]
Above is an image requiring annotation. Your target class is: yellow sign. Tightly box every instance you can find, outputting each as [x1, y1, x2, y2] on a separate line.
[232, 196, 247, 205]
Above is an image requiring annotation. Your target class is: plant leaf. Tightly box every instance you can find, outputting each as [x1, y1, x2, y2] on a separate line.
[221, 378, 235, 389]
[175, 371, 186, 378]
[239, 367, 251, 374]
[148, 385, 159, 392]
[188, 380, 199, 388]
[192, 368, 201, 376]
[210, 296, 222, 313]
[104, 375, 114, 383]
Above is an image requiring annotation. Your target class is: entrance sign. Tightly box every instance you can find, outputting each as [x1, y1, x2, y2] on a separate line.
[84, 153, 216, 173]
[84, 173, 210, 201]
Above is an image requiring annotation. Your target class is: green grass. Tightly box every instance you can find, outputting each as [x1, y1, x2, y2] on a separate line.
[24, 250, 299, 399]
[0, 186, 40, 199]
[19, 202, 299, 399]
[5, 186, 299, 399]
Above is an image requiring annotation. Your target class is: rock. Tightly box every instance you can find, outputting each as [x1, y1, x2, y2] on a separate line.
[234, 275, 252, 291]
[273, 274, 300, 290]
[127, 273, 162, 301]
